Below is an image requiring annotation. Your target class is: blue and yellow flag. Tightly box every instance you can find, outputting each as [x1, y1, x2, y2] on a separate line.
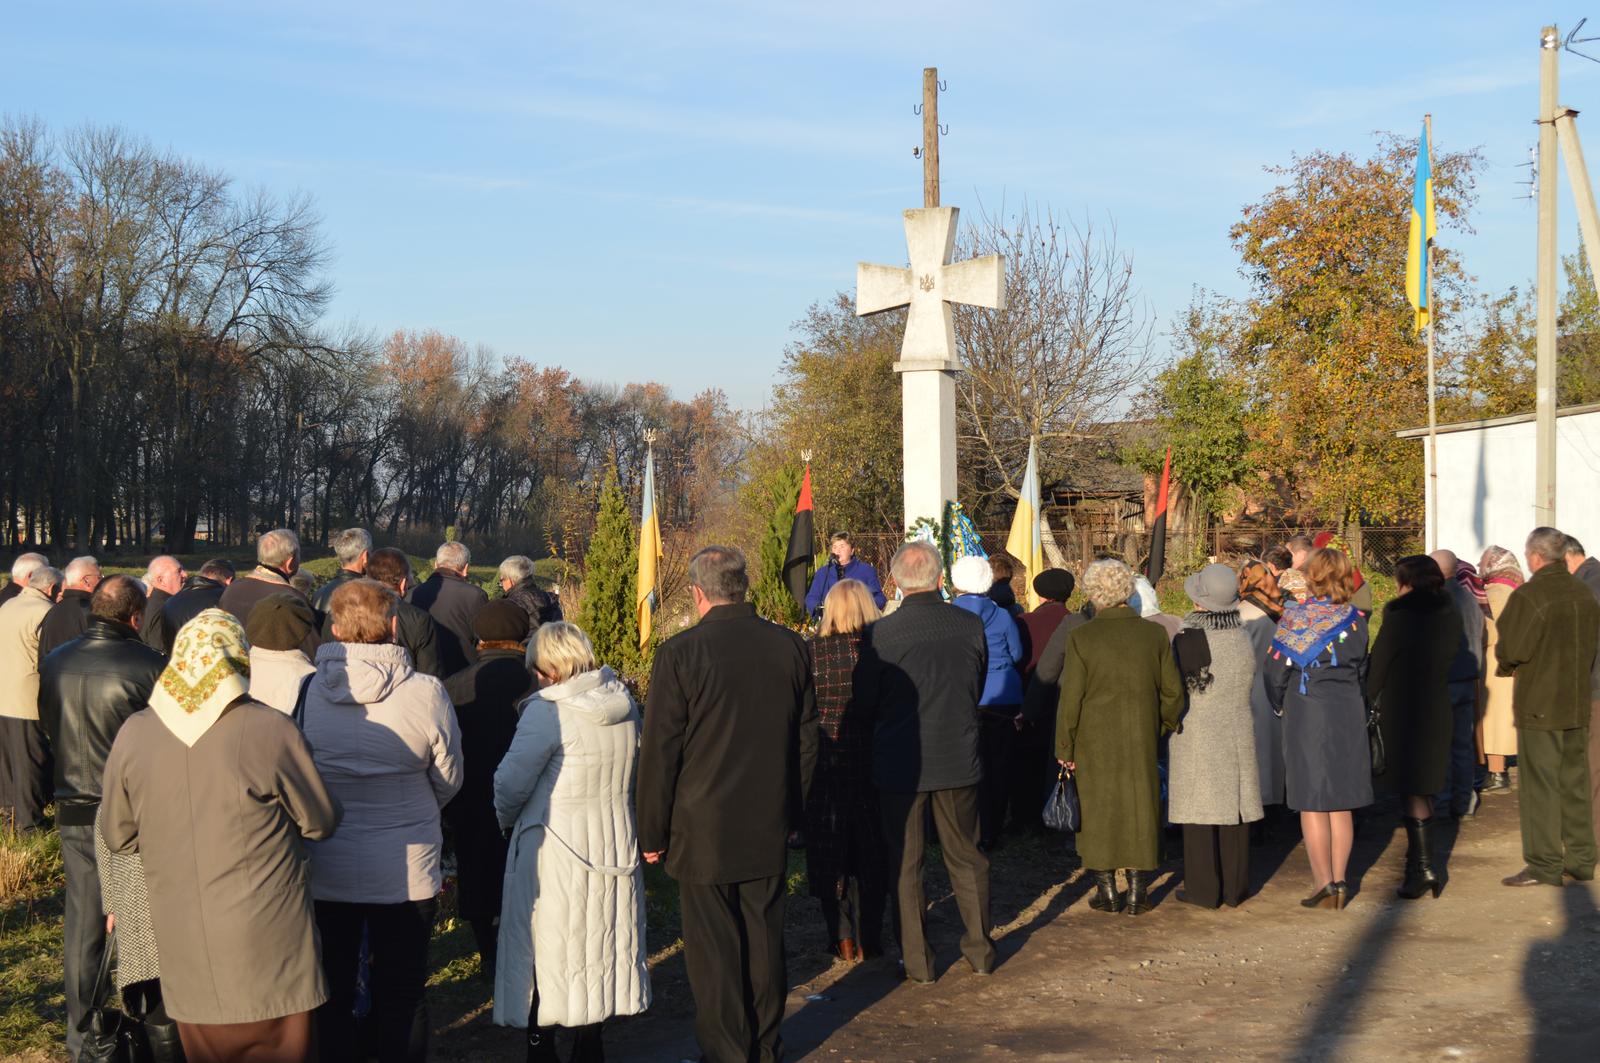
[636, 444, 663, 649]
[1405, 121, 1436, 332]
[1003, 437, 1044, 611]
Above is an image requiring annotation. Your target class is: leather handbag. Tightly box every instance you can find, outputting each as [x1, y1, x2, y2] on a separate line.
[1042, 766, 1082, 833]
[1366, 698, 1387, 777]
[77, 942, 151, 1063]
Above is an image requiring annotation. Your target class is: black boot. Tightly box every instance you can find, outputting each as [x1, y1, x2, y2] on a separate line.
[1125, 870, 1152, 915]
[1397, 817, 1443, 899]
[1482, 771, 1512, 794]
[1088, 870, 1124, 912]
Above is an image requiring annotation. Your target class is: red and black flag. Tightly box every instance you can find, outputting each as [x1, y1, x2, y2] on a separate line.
[783, 463, 815, 613]
[1146, 447, 1171, 584]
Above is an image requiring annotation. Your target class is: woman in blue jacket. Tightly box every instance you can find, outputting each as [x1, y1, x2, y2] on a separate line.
[951, 555, 1025, 850]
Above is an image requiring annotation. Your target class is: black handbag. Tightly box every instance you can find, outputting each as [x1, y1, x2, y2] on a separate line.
[77, 940, 151, 1063]
[1366, 699, 1387, 777]
[1042, 766, 1082, 833]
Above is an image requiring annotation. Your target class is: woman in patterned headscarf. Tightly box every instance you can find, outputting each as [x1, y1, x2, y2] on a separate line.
[1479, 546, 1525, 794]
[100, 610, 340, 1063]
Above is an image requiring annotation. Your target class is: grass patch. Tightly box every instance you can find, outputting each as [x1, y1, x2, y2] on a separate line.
[1, 823, 66, 1060]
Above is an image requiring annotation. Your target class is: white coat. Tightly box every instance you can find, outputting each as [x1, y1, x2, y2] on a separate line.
[492, 667, 651, 1029]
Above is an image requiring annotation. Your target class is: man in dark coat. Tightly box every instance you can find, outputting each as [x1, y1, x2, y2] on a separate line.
[139, 555, 185, 654]
[408, 541, 486, 677]
[638, 545, 818, 1063]
[855, 541, 997, 984]
[496, 555, 563, 629]
[1, 553, 49, 609]
[1566, 534, 1600, 853]
[37, 556, 102, 658]
[154, 558, 234, 654]
[220, 529, 321, 660]
[1496, 527, 1600, 886]
[37, 576, 165, 1062]
[364, 548, 443, 679]
[443, 601, 532, 975]
[310, 527, 371, 612]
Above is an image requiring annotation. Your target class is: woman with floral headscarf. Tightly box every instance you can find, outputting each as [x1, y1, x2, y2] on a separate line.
[100, 609, 340, 1063]
[1479, 546, 1525, 794]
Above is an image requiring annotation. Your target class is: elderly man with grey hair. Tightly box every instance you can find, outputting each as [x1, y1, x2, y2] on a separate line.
[139, 555, 186, 653]
[637, 545, 818, 1063]
[409, 540, 487, 677]
[497, 555, 563, 630]
[1, 551, 48, 608]
[854, 540, 996, 984]
[38, 556, 102, 659]
[219, 529, 318, 654]
[311, 527, 373, 612]
[0, 563, 64, 830]
[1494, 526, 1600, 886]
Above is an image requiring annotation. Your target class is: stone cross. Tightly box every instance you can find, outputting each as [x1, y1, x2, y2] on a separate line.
[857, 205, 1005, 529]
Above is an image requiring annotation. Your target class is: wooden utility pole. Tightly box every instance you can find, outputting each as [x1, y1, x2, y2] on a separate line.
[922, 67, 940, 208]
[1536, 25, 1560, 526]
[1424, 113, 1438, 553]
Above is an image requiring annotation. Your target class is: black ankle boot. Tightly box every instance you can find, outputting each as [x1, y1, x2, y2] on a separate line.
[1482, 771, 1512, 794]
[1125, 870, 1152, 915]
[527, 1026, 559, 1063]
[1088, 869, 1124, 912]
[1397, 816, 1443, 899]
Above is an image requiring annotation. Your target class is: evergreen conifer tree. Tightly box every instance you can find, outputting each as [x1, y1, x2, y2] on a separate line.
[752, 464, 804, 626]
[577, 459, 640, 675]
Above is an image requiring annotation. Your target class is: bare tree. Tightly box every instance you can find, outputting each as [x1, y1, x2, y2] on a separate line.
[953, 206, 1156, 514]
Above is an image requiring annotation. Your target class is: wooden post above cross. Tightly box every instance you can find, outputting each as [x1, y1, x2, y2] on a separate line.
[856, 207, 1005, 371]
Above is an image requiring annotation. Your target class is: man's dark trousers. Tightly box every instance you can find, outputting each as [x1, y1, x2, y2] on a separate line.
[880, 786, 996, 982]
[1435, 679, 1480, 815]
[1518, 725, 1598, 883]
[678, 876, 786, 1063]
[60, 824, 105, 1063]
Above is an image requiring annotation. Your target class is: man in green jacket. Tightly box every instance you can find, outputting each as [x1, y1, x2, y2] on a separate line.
[1495, 527, 1600, 886]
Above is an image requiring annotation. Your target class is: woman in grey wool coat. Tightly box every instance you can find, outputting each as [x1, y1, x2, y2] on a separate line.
[1169, 564, 1264, 909]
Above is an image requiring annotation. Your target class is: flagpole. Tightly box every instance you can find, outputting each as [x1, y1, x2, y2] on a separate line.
[1424, 113, 1438, 554]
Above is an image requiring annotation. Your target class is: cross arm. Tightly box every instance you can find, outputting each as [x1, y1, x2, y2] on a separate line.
[940, 254, 1006, 311]
[856, 263, 914, 317]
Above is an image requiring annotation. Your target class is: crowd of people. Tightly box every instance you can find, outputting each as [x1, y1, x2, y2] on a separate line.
[1, 520, 1598, 1063]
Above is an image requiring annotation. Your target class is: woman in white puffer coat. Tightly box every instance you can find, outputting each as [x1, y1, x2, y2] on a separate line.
[493, 621, 651, 1063]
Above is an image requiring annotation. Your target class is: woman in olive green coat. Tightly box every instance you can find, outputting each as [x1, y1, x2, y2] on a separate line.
[1057, 559, 1185, 915]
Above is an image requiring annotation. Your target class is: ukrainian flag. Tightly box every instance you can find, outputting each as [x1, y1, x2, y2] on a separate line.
[1004, 436, 1045, 612]
[636, 444, 663, 649]
[1405, 121, 1436, 332]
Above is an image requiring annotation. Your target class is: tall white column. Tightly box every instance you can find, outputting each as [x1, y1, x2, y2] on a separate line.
[899, 367, 958, 529]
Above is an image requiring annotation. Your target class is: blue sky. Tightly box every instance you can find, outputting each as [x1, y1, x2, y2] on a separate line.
[3, 2, 1592, 409]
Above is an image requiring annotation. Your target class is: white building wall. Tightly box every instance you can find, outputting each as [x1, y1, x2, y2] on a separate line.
[1427, 408, 1600, 564]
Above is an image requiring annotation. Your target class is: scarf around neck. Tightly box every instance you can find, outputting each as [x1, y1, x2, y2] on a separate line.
[1270, 596, 1359, 694]
[149, 608, 252, 747]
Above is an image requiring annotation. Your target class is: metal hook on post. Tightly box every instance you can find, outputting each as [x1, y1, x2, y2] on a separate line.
[938, 79, 947, 91]
[914, 103, 923, 115]
[939, 123, 949, 136]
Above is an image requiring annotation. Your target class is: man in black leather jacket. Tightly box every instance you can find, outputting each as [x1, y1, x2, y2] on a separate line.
[37, 575, 166, 1062]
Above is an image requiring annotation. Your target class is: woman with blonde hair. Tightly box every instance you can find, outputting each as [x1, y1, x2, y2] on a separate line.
[1479, 546, 1524, 794]
[804, 578, 886, 961]
[1056, 559, 1185, 915]
[495, 621, 650, 1062]
[1265, 548, 1373, 910]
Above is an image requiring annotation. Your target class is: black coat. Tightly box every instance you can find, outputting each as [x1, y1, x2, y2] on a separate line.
[156, 575, 227, 654]
[140, 589, 171, 653]
[37, 618, 165, 826]
[637, 602, 819, 885]
[505, 577, 563, 629]
[855, 591, 988, 794]
[408, 571, 487, 677]
[443, 648, 532, 922]
[37, 589, 92, 659]
[1368, 589, 1463, 796]
[310, 567, 362, 612]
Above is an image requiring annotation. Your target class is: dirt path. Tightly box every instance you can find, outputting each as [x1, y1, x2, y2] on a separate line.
[473, 793, 1600, 1063]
